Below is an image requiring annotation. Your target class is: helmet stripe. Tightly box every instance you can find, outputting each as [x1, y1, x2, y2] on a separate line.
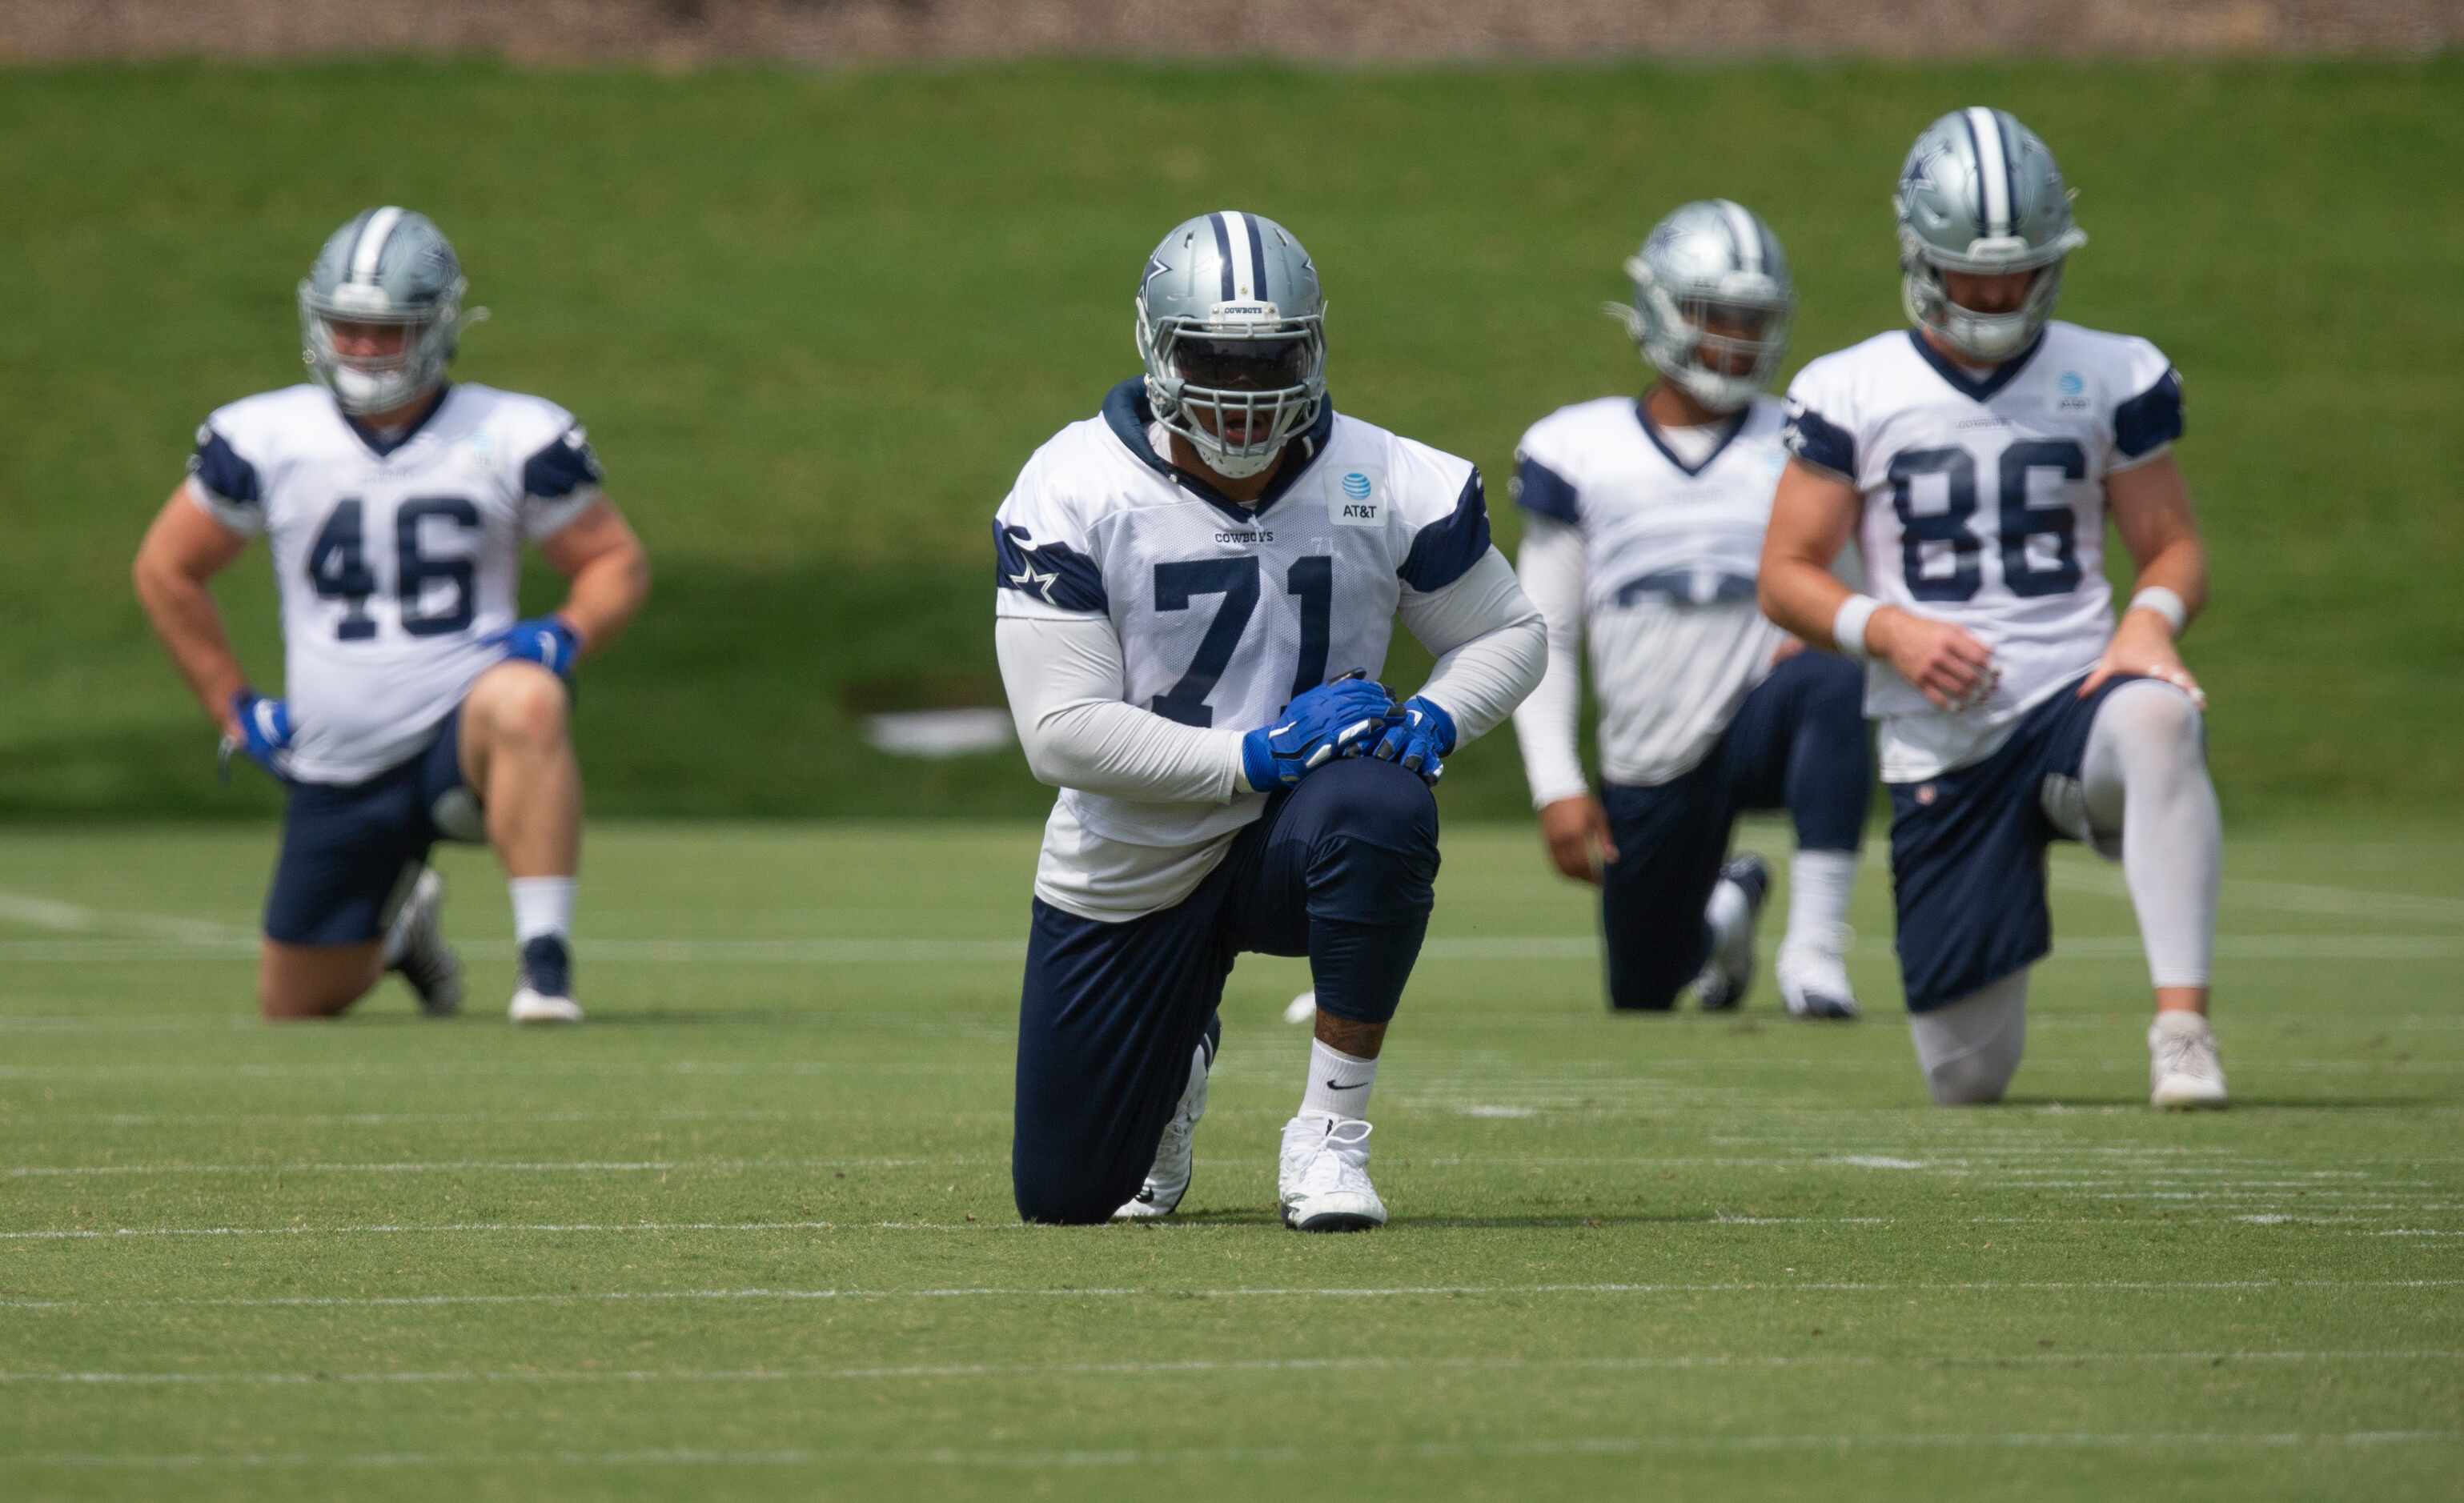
[1993, 110, 2025, 234]
[1964, 107, 2010, 235]
[1220, 210, 1259, 300]
[1242, 214, 1269, 300]
[352, 206, 405, 285]
[1715, 199, 1761, 274]
[1208, 213, 1236, 301]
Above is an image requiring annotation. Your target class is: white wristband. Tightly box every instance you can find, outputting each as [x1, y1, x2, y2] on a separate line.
[1831, 594, 1882, 662]
[2128, 586, 2189, 636]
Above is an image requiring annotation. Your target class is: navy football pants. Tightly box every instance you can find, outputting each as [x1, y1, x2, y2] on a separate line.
[1012, 758, 1441, 1224]
[1598, 651, 1869, 1012]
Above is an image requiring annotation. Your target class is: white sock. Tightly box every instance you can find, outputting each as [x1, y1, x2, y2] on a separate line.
[1704, 877, 1751, 949]
[1298, 1038, 1378, 1121]
[1784, 849, 1858, 953]
[509, 876, 576, 945]
[2081, 680, 2220, 989]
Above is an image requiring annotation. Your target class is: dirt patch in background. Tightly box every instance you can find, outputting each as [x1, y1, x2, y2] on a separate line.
[9, 0, 2457, 63]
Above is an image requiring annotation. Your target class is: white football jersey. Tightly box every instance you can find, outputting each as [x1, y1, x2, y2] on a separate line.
[187, 383, 604, 784]
[995, 379, 1491, 918]
[1782, 322, 2183, 781]
[1512, 394, 1795, 787]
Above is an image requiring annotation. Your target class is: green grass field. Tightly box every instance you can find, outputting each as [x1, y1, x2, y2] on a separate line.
[2, 818, 2458, 1500]
[4, 58, 2461, 820]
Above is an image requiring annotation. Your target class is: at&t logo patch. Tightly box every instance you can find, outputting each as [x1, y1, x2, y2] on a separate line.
[1331, 468, 1384, 527]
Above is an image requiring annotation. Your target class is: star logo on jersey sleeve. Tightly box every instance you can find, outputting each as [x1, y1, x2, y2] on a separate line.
[1008, 562, 1059, 600]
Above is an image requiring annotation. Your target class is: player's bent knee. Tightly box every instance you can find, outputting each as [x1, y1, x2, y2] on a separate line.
[1925, 1051, 2020, 1106]
[1012, 1168, 1134, 1226]
[471, 663, 571, 751]
[1910, 972, 2028, 1107]
[1314, 757, 1440, 848]
[2107, 679, 2205, 762]
[257, 945, 378, 1020]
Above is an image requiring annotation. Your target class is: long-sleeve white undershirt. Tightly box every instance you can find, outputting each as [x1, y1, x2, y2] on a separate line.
[1509, 517, 1592, 808]
[997, 546, 1547, 920]
[995, 546, 1546, 804]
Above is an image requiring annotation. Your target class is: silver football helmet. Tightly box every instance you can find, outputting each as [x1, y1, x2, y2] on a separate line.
[1134, 210, 1327, 480]
[1610, 199, 1793, 413]
[1896, 108, 2089, 363]
[298, 206, 471, 415]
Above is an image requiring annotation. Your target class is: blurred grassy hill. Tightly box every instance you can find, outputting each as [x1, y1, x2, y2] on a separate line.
[2, 58, 2457, 821]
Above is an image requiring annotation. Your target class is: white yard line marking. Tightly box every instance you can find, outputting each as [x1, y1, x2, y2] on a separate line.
[0, 890, 246, 944]
[6, 1349, 2456, 1388]
[8, 1277, 2459, 1313]
[6, 930, 2463, 964]
[12, 1152, 2446, 1182]
[8, 1052, 2458, 1082]
[18, 1432, 2461, 1469]
[10, 1208, 2457, 1242]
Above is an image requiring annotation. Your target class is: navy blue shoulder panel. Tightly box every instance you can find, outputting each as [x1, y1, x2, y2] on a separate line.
[995, 522, 1108, 614]
[1781, 400, 1856, 478]
[187, 427, 261, 507]
[1511, 453, 1580, 525]
[2113, 368, 2185, 459]
[521, 427, 605, 499]
[1399, 469, 1494, 593]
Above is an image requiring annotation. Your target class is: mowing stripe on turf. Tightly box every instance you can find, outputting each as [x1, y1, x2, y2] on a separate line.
[17, 1432, 2462, 1469]
[6, 1277, 2460, 1312]
[6, 1349, 2459, 1387]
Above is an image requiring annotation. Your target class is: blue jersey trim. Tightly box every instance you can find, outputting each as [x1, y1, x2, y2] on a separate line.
[1904, 327, 2045, 403]
[1637, 401, 1751, 479]
[520, 427, 605, 500]
[188, 427, 262, 507]
[1781, 401, 1856, 478]
[1512, 453, 1580, 524]
[995, 522, 1109, 614]
[1097, 377, 1336, 526]
[2113, 368, 2185, 459]
[1399, 470, 1493, 594]
[342, 384, 452, 459]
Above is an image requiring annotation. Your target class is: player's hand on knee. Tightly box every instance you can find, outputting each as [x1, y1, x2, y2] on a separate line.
[2079, 614, 2207, 709]
[220, 689, 295, 781]
[484, 615, 582, 678]
[1873, 607, 1999, 712]
[1538, 794, 1618, 885]
[1365, 695, 1456, 785]
[1240, 675, 1399, 792]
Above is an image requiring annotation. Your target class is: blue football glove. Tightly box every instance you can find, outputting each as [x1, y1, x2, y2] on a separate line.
[1365, 695, 1457, 786]
[485, 615, 583, 678]
[1240, 675, 1402, 792]
[219, 689, 295, 782]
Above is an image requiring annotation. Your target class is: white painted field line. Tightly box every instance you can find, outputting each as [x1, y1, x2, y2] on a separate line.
[9, 1207, 2462, 1241]
[6, 1152, 2458, 1183]
[0, 891, 244, 945]
[7, 1348, 2458, 1389]
[8, 931, 2464, 965]
[20, 1431, 2462, 1470]
[10, 1052, 2461, 1082]
[9, 1277, 2460, 1313]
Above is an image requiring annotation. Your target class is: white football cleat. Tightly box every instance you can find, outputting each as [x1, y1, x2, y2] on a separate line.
[1278, 1114, 1386, 1232]
[1776, 924, 1860, 1020]
[508, 988, 584, 1025]
[508, 935, 581, 1025]
[2149, 1012, 2228, 1109]
[1282, 989, 1317, 1025]
[1116, 1036, 1212, 1219]
[1693, 854, 1770, 1012]
[383, 868, 462, 1017]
